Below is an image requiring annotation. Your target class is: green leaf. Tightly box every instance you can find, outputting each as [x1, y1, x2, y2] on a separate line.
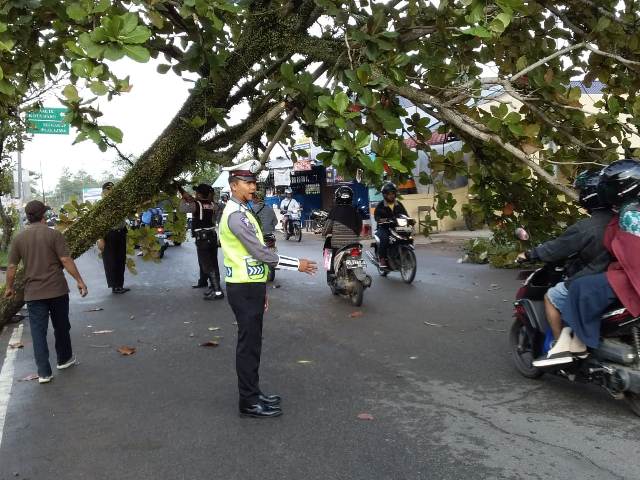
[0, 65, 3, 80]
[121, 13, 138, 34]
[147, 11, 164, 29]
[568, 86, 581, 101]
[607, 96, 621, 115]
[71, 59, 91, 78]
[355, 131, 371, 149]
[516, 55, 528, 71]
[157, 64, 171, 74]
[504, 112, 520, 124]
[522, 123, 540, 138]
[461, 26, 492, 38]
[0, 79, 14, 96]
[121, 25, 151, 44]
[315, 114, 330, 128]
[100, 126, 123, 143]
[189, 116, 207, 128]
[0, 39, 15, 52]
[123, 45, 150, 62]
[596, 16, 611, 32]
[92, 0, 111, 13]
[334, 92, 349, 113]
[89, 81, 109, 96]
[318, 95, 334, 111]
[63, 85, 80, 102]
[66, 3, 87, 21]
[508, 123, 524, 136]
[495, 12, 512, 29]
[487, 117, 502, 133]
[333, 151, 347, 166]
[104, 45, 125, 61]
[280, 63, 294, 81]
[0, 22, 7, 33]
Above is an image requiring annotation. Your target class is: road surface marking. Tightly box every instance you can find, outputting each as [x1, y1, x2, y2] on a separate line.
[0, 324, 24, 447]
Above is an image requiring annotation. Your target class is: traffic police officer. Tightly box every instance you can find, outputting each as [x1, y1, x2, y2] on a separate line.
[179, 183, 224, 300]
[220, 160, 317, 418]
[98, 182, 129, 294]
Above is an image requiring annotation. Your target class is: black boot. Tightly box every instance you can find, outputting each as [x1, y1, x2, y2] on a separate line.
[204, 274, 224, 300]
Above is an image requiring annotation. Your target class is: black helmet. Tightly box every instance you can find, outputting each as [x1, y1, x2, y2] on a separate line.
[195, 183, 213, 196]
[381, 182, 397, 195]
[573, 170, 602, 211]
[334, 186, 354, 205]
[597, 159, 640, 208]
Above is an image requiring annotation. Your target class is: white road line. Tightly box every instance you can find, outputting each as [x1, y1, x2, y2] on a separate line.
[0, 324, 24, 448]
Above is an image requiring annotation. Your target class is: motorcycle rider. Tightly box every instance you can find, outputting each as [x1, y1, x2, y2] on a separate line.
[515, 170, 613, 367]
[179, 183, 224, 300]
[252, 190, 278, 235]
[374, 182, 408, 268]
[543, 160, 640, 366]
[322, 186, 362, 280]
[279, 188, 300, 236]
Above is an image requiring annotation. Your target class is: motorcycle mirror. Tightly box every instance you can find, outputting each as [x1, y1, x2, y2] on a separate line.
[515, 227, 530, 241]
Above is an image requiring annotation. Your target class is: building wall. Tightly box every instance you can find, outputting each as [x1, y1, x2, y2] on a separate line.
[400, 186, 469, 232]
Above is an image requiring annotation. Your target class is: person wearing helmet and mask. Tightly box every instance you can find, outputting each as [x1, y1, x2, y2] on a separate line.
[279, 187, 300, 236]
[323, 186, 362, 280]
[374, 182, 408, 268]
[514, 170, 613, 366]
[534, 159, 640, 367]
[252, 190, 278, 235]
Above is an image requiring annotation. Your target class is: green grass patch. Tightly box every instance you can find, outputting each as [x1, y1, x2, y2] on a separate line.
[0, 250, 8, 268]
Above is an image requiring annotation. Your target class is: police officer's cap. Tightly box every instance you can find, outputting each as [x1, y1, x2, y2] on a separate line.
[223, 159, 261, 182]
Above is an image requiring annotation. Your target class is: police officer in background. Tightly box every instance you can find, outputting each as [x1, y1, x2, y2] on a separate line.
[219, 160, 317, 418]
[97, 182, 129, 294]
[178, 183, 224, 300]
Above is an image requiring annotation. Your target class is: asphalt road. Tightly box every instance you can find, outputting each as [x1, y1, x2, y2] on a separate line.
[0, 235, 639, 480]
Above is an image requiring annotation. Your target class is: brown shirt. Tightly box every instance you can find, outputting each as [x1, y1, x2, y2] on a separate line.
[8, 223, 70, 301]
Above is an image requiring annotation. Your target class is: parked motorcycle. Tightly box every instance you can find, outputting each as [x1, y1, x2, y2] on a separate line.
[311, 209, 328, 234]
[264, 233, 277, 282]
[367, 215, 417, 283]
[511, 232, 640, 416]
[155, 226, 181, 258]
[325, 237, 371, 306]
[283, 210, 302, 242]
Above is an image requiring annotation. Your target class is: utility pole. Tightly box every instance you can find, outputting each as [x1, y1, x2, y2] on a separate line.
[39, 157, 46, 203]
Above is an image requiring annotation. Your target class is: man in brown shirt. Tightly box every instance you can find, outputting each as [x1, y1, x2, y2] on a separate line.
[4, 200, 88, 384]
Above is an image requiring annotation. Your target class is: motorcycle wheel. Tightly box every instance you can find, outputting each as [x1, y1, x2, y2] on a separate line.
[399, 246, 417, 284]
[509, 319, 544, 379]
[350, 281, 364, 307]
[625, 393, 640, 417]
[158, 244, 168, 259]
[295, 224, 302, 242]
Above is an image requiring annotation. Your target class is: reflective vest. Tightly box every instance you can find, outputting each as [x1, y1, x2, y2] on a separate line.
[219, 200, 269, 283]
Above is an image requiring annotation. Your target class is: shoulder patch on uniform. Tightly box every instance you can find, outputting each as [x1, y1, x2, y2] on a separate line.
[240, 215, 255, 231]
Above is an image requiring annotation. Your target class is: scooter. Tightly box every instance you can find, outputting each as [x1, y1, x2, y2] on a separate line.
[367, 215, 417, 284]
[283, 211, 302, 242]
[310, 209, 328, 234]
[511, 230, 640, 416]
[325, 237, 371, 307]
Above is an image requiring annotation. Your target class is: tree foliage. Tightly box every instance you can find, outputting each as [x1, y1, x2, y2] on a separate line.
[2, 0, 640, 323]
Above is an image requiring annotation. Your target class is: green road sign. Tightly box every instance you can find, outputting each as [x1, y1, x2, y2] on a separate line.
[26, 107, 69, 135]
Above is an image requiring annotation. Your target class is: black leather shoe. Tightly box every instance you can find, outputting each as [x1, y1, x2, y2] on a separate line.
[259, 393, 281, 406]
[203, 291, 224, 300]
[112, 287, 130, 294]
[239, 402, 282, 418]
[192, 282, 208, 289]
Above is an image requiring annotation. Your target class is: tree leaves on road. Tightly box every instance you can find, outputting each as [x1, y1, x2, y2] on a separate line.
[8, 342, 23, 349]
[19, 374, 38, 382]
[296, 360, 312, 364]
[84, 307, 104, 312]
[117, 346, 136, 356]
[200, 337, 221, 347]
[92, 330, 114, 334]
[349, 311, 363, 318]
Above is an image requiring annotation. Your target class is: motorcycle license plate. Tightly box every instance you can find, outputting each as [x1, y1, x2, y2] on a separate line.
[346, 259, 366, 269]
[396, 226, 413, 233]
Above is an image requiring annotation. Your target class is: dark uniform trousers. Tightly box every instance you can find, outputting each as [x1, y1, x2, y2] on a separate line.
[226, 282, 267, 406]
[103, 227, 127, 288]
[195, 231, 221, 288]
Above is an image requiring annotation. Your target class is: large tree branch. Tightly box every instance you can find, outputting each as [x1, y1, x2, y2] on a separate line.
[388, 83, 578, 200]
[511, 42, 586, 82]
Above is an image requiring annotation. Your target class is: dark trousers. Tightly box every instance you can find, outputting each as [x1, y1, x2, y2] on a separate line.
[376, 227, 390, 258]
[26, 294, 72, 377]
[197, 264, 210, 287]
[196, 234, 221, 289]
[226, 282, 267, 406]
[103, 227, 127, 288]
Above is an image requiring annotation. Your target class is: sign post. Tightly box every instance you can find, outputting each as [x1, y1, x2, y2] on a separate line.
[26, 107, 69, 135]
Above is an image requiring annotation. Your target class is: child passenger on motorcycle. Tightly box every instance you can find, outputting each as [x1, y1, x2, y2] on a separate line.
[516, 170, 613, 366]
[322, 186, 362, 279]
[544, 160, 640, 367]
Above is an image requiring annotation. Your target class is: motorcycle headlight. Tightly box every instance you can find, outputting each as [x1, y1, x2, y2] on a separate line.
[397, 218, 408, 227]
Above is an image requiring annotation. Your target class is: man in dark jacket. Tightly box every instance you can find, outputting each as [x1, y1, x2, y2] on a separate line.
[374, 182, 408, 268]
[517, 170, 613, 367]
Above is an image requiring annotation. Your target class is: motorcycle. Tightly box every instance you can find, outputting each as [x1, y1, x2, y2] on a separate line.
[155, 226, 181, 258]
[367, 215, 417, 284]
[311, 209, 329, 234]
[263, 233, 277, 282]
[325, 237, 371, 307]
[283, 210, 302, 242]
[511, 232, 640, 416]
